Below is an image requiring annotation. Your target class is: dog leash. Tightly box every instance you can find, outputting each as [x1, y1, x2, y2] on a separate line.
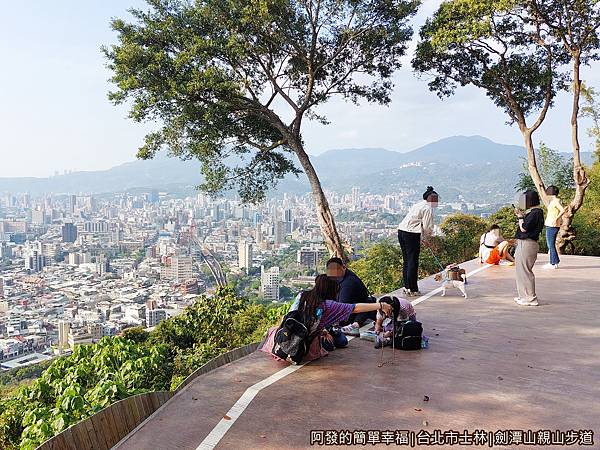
[377, 322, 396, 368]
[424, 242, 445, 271]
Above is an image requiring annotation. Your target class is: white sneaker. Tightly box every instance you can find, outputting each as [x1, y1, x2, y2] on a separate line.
[514, 297, 539, 307]
[542, 263, 554, 269]
[340, 324, 360, 336]
[552, 264, 559, 269]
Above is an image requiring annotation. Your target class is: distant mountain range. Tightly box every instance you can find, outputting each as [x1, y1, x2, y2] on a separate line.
[0, 136, 593, 202]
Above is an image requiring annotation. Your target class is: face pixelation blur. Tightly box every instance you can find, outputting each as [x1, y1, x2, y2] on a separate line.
[327, 263, 345, 279]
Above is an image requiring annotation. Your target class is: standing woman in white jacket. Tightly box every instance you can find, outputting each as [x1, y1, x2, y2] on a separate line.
[398, 186, 438, 296]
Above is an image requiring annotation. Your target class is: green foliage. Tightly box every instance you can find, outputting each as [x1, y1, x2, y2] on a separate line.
[413, 0, 568, 122]
[351, 213, 492, 294]
[439, 213, 488, 264]
[0, 360, 54, 388]
[150, 286, 247, 351]
[336, 211, 403, 225]
[582, 85, 600, 155]
[0, 286, 287, 449]
[488, 207, 518, 238]
[121, 326, 150, 344]
[572, 156, 600, 256]
[104, 0, 419, 203]
[349, 239, 403, 294]
[515, 142, 574, 197]
[0, 338, 172, 449]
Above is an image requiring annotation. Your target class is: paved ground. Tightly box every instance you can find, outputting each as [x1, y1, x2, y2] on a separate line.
[115, 255, 600, 450]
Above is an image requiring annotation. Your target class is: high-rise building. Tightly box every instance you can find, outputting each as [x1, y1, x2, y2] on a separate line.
[0, 242, 12, 260]
[24, 243, 45, 272]
[68, 195, 77, 216]
[255, 225, 263, 244]
[31, 209, 46, 225]
[0, 220, 27, 234]
[67, 252, 80, 266]
[87, 323, 103, 340]
[261, 266, 280, 301]
[238, 241, 252, 271]
[58, 320, 70, 354]
[62, 223, 78, 243]
[83, 221, 110, 233]
[274, 221, 286, 247]
[297, 245, 328, 268]
[283, 209, 293, 233]
[180, 280, 200, 295]
[42, 243, 61, 264]
[384, 195, 395, 211]
[352, 186, 360, 208]
[95, 255, 111, 276]
[160, 255, 193, 282]
[146, 309, 167, 328]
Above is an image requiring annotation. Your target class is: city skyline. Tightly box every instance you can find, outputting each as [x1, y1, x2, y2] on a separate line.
[1, 1, 599, 178]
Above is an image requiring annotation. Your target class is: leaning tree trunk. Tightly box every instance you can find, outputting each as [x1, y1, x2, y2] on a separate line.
[522, 129, 549, 206]
[291, 140, 347, 261]
[557, 54, 590, 253]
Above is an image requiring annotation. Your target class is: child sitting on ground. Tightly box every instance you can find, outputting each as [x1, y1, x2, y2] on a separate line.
[374, 295, 416, 349]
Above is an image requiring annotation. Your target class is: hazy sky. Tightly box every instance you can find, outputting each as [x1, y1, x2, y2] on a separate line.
[1, 1, 598, 178]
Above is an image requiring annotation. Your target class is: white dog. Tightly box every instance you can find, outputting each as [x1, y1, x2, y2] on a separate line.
[435, 268, 468, 299]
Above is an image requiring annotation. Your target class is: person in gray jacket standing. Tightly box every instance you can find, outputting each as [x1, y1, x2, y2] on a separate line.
[514, 190, 545, 307]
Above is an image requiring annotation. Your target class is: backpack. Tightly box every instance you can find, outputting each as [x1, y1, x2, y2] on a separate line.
[393, 319, 423, 351]
[272, 309, 320, 364]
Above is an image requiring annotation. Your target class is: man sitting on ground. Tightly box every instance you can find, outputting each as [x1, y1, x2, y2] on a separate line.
[326, 257, 376, 336]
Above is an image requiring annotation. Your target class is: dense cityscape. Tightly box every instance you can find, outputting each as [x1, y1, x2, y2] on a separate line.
[0, 187, 504, 371]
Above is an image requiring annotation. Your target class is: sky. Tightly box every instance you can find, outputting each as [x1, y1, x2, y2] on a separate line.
[0, 1, 598, 178]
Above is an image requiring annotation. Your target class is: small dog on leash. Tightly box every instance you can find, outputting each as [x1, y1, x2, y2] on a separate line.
[434, 265, 468, 298]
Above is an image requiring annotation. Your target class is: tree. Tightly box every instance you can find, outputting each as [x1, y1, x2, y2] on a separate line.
[515, 142, 573, 195]
[349, 240, 404, 294]
[439, 213, 488, 264]
[572, 84, 600, 256]
[104, 0, 420, 259]
[413, 0, 568, 208]
[529, 0, 599, 250]
[581, 85, 600, 157]
[488, 206, 518, 238]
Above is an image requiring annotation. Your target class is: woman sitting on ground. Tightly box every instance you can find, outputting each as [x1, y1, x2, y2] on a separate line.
[261, 275, 392, 361]
[479, 224, 515, 265]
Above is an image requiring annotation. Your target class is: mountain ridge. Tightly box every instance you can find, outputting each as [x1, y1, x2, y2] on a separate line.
[0, 136, 593, 201]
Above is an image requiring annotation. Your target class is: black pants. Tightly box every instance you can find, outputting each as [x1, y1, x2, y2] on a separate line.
[398, 230, 421, 292]
[347, 296, 376, 326]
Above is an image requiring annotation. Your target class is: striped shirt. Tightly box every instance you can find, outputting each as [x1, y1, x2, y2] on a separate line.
[290, 295, 354, 331]
[319, 300, 354, 330]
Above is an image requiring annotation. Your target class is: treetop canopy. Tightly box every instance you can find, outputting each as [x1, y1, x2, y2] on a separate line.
[104, 0, 419, 203]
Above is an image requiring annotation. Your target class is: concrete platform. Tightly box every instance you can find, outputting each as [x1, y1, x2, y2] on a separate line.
[116, 255, 600, 450]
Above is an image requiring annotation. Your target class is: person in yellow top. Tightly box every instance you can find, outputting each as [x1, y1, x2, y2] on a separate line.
[544, 185, 565, 269]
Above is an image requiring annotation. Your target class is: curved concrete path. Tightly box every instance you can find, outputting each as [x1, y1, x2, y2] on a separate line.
[115, 255, 600, 450]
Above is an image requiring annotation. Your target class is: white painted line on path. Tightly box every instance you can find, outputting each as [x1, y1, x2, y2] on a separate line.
[411, 264, 492, 306]
[197, 263, 493, 449]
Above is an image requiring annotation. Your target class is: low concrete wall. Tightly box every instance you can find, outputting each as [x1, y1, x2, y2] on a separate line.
[35, 342, 259, 450]
[36, 391, 173, 450]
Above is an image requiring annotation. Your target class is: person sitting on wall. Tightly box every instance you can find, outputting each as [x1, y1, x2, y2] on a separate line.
[326, 257, 376, 336]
